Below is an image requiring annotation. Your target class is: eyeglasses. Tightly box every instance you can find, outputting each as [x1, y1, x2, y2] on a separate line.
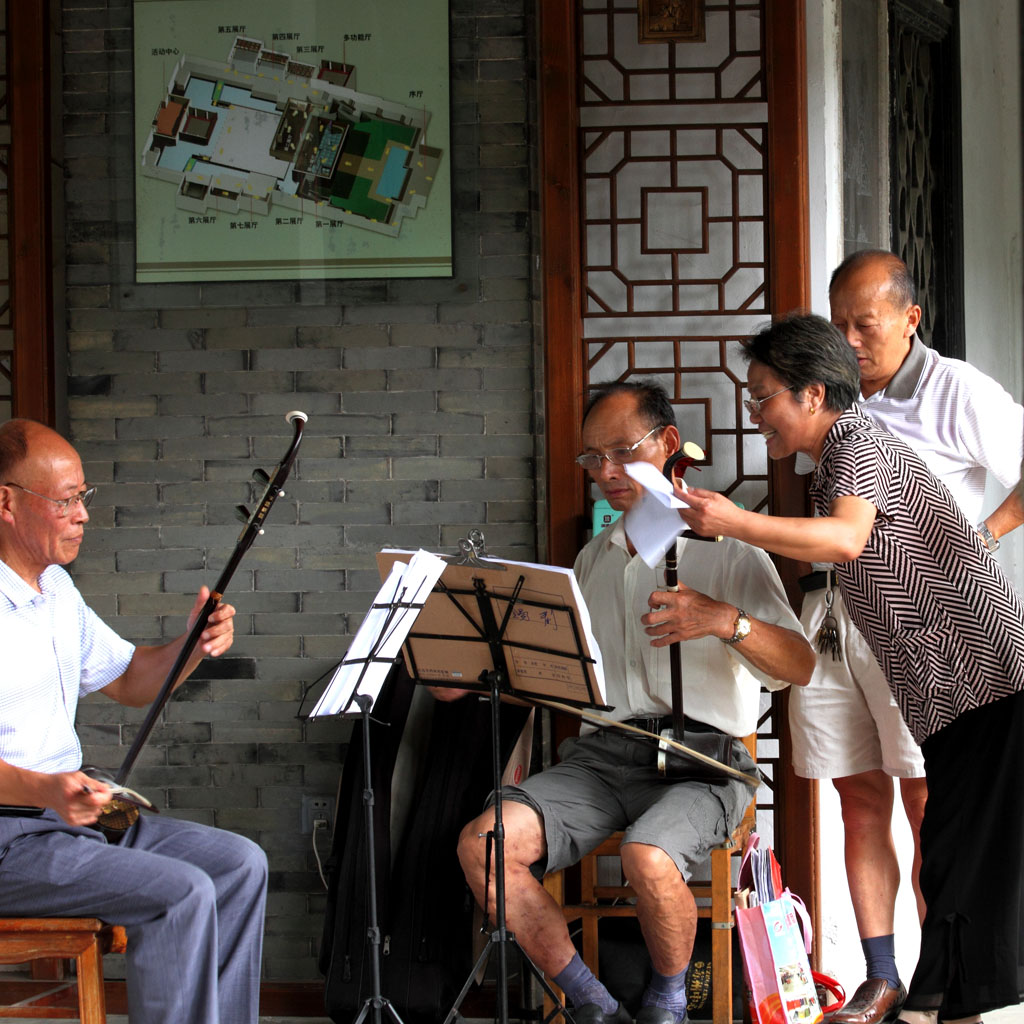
[4, 482, 97, 517]
[575, 425, 663, 471]
[743, 385, 793, 416]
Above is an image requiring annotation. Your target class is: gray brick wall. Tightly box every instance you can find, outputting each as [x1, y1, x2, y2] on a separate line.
[62, 0, 537, 982]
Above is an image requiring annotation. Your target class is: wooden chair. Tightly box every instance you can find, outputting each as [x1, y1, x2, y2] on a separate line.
[0, 918, 127, 1022]
[542, 735, 757, 1024]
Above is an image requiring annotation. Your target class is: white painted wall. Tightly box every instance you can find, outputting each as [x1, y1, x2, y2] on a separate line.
[805, 0, 843, 317]
[960, 0, 1024, 586]
[804, 1, 919, 994]
[803, 0, 1024, 997]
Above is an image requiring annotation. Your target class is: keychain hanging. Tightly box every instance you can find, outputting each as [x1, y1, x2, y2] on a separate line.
[816, 572, 843, 662]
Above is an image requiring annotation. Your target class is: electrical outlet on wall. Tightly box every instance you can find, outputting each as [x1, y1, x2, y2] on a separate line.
[301, 794, 334, 835]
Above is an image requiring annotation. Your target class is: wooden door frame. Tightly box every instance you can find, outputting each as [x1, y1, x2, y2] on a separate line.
[538, 0, 819, 956]
[8, 1, 57, 425]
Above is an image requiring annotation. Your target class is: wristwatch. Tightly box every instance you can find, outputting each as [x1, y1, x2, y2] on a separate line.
[977, 522, 1000, 552]
[722, 608, 752, 645]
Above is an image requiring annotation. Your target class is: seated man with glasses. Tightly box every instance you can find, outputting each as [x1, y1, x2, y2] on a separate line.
[0, 418, 268, 1024]
[447, 381, 815, 1024]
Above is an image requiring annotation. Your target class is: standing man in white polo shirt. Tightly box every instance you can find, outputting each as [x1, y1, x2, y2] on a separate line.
[792, 249, 1024, 1024]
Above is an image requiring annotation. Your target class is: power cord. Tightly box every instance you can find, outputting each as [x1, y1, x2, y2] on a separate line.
[312, 817, 331, 890]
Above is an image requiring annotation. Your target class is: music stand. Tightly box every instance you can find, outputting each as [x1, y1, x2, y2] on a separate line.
[310, 550, 449, 1024]
[376, 546, 609, 1024]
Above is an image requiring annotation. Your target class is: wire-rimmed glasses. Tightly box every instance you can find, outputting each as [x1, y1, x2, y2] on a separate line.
[575, 425, 663, 471]
[743, 385, 793, 416]
[3, 482, 97, 517]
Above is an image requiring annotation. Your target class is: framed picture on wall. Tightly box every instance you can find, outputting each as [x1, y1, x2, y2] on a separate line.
[132, 0, 452, 282]
[637, 0, 706, 44]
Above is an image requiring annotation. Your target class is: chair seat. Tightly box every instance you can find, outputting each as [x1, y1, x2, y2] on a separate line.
[541, 734, 757, 1024]
[0, 918, 127, 1022]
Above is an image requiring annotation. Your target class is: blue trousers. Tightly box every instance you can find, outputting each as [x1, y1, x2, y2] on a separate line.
[0, 810, 268, 1024]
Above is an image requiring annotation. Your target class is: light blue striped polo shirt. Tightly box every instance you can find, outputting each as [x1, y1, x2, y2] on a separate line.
[0, 559, 135, 773]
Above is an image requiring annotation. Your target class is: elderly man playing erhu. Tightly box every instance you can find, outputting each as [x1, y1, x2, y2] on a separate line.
[439, 380, 814, 1024]
[0, 418, 268, 1024]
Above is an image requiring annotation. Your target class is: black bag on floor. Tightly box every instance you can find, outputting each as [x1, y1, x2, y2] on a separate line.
[319, 667, 532, 1023]
[595, 916, 745, 1020]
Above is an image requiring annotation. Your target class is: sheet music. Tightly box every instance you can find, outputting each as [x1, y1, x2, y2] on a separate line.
[309, 549, 447, 717]
[377, 549, 607, 708]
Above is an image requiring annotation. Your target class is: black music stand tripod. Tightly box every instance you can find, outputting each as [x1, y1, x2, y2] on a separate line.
[350, 691, 405, 1024]
[308, 565, 437, 1024]
[437, 576, 577, 1024]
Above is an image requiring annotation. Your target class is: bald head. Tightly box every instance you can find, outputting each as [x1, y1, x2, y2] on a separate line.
[0, 420, 90, 583]
[828, 250, 922, 398]
[829, 250, 917, 311]
[0, 420, 79, 487]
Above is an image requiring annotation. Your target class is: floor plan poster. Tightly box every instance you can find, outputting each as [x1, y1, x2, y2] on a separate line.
[133, 0, 451, 281]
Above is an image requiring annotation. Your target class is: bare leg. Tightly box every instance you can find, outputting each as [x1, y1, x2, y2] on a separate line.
[831, 772, 910, 1024]
[898, 776, 928, 924]
[620, 842, 695, 975]
[457, 800, 577, 976]
[833, 770, 899, 938]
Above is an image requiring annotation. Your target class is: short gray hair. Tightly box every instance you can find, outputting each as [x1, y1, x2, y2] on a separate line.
[742, 314, 860, 412]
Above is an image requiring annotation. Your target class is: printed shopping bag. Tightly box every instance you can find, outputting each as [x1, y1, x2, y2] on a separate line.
[735, 834, 822, 1024]
[735, 893, 822, 1024]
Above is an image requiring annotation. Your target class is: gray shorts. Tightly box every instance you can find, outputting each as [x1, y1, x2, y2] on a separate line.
[503, 728, 758, 881]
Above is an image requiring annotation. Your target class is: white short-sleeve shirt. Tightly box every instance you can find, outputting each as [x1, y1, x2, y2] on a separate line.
[573, 518, 803, 738]
[797, 335, 1024, 522]
[0, 559, 135, 773]
[859, 336, 1024, 522]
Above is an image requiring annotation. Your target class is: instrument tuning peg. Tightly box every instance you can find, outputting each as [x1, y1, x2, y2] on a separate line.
[235, 504, 251, 524]
[252, 468, 270, 484]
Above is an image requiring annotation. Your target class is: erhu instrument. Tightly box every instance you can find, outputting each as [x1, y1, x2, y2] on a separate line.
[85, 410, 308, 834]
[656, 443, 743, 782]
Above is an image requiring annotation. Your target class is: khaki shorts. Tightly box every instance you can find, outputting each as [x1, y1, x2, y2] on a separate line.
[791, 588, 925, 780]
[501, 728, 757, 881]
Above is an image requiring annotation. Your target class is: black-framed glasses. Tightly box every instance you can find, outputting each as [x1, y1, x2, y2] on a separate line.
[4, 482, 97, 517]
[743, 385, 793, 416]
[575, 425, 663, 471]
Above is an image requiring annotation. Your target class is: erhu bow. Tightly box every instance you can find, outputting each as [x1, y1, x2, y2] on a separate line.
[85, 410, 308, 834]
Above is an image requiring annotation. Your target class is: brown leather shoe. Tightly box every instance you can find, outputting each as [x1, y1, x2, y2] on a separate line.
[828, 979, 906, 1024]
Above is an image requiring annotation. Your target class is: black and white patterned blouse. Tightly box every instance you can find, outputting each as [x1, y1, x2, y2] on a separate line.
[809, 408, 1024, 743]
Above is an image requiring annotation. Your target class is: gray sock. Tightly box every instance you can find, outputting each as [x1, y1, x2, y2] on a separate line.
[553, 952, 617, 1013]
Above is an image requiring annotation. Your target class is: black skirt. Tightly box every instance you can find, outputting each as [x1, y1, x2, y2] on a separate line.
[905, 689, 1024, 1017]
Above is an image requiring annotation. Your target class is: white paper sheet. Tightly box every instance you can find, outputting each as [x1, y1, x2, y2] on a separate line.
[623, 462, 689, 568]
[310, 548, 447, 717]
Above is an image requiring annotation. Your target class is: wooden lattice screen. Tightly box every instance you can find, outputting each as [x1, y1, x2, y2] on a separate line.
[577, 0, 784, 839]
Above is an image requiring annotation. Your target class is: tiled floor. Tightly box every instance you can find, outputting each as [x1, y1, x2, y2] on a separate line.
[0, 1014, 1020, 1023]
[4, 1012, 1016, 1024]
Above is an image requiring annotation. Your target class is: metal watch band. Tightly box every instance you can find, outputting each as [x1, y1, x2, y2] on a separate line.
[721, 608, 751, 645]
[977, 522, 1000, 552]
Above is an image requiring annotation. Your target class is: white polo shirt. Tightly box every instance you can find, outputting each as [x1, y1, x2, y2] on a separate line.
[859, 335, 1024, 521]
[797, 336, 1024, 521]
[573, 517, 802, 738]
[0, 559, 135, 773]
